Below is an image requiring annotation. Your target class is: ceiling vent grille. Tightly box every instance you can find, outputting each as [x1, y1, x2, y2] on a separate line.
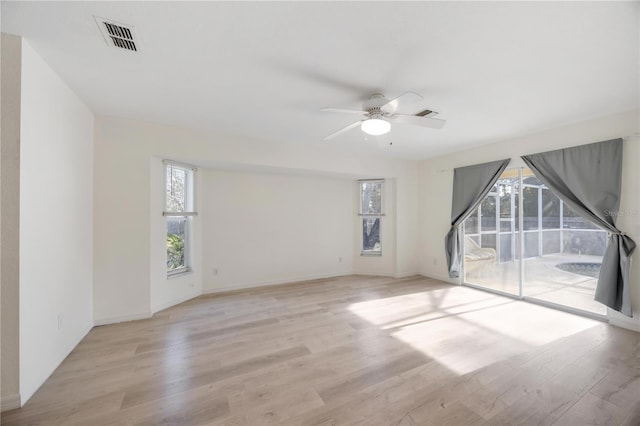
[95, 16, 139, 52]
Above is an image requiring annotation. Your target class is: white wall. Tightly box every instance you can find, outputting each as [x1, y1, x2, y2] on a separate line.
[201, 169, 353, 292]
[19, 40, 94, 404]
[1, 32, 22, 411]
[93, 120, 152, 323]
[418, 110, 640, 328]
[94, 116, 419, 322]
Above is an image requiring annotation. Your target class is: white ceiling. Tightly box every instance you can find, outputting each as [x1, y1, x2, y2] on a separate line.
[2, 1, 638, 160]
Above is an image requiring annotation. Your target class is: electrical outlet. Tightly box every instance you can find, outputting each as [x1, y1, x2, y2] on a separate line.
[57, 314, 62, 330]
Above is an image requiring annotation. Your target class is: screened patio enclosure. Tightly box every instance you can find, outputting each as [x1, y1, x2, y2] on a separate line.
[463, 168, 608, 317]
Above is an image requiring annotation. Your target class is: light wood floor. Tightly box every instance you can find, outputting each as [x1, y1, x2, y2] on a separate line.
[3, 275, 639, 426]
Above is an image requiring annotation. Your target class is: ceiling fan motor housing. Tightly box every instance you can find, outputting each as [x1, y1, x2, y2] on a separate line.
[364, 93, 391, 117]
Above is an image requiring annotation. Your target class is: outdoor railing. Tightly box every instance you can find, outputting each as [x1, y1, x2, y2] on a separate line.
[465, 226, 608, 262]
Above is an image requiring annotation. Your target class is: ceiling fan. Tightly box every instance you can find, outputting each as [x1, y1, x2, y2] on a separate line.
[321, 92, 446, 140]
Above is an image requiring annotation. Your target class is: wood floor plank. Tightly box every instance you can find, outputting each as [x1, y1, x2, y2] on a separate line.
[2, 275, 638, 426]
[120, 345, 310, 409]
[620, 401, 640, 426]
[315, 351, 429, 404]
[589, 367, 640, 410]
[553, 392, 630, 425]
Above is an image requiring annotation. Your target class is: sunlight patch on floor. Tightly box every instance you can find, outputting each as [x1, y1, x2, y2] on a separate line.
[348, 286, 600, 375]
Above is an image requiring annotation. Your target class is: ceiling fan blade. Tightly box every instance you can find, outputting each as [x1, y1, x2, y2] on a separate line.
[390, 114, 446, 129]
[324, 121, 363, 140]
[321, 107, 368, 116]
[380, 92, 423, 114]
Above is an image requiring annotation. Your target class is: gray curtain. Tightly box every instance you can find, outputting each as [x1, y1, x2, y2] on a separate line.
[521, 138, 636, 317]
[445, 158, 511, 278]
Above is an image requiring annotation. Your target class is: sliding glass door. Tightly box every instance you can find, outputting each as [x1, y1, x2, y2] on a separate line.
[463, 167, 608, 317]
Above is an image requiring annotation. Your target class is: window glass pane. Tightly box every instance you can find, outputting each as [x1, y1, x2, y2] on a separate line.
[523, 231, 538, 258]
[480, 233, 496, 250]
[360, 182, 382, 215]
[542, 230, 561, 255]
[522, 169, 541, 231]
[563, 204, 599, 230]
[166, 166, 187, 212]
[499, 234, 514, 262]
[563, 230, 607, 256]
[465, 207, 479, 234]
[523, 174, 542, 186]
[499, 213, 512, 233]
[167, 216, 186, 271]
[362, 217, 381, 252]
[522, 186, 539, 230]
[499, 184, 517, 232]
[515, 191, 520, 231]
[541, 189, 560, 229]
[480, 196, 496, 231]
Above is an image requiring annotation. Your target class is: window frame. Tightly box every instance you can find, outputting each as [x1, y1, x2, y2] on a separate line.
[163, 160, 197, 277]
[358, 179, 384, 256]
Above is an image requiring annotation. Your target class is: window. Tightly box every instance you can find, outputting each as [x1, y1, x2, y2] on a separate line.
[164, 161, 197, 276]
[359, 180, 383, 255]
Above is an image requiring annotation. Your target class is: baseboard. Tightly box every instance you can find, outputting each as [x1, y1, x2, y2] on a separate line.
[352, 272, 396, 278]
[609, 313, 640, 332]
[93, 311, 152, 326]
[394, 272, 421, 279]
[352, 272, 416, 279]
[1, 393, 21, 411]
[151, 290, 201, 314]
[202, 272, 352, 295]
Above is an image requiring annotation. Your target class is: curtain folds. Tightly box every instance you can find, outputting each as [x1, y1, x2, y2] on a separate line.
[521, 138, 636, 317]
[445, 158, 511, 278]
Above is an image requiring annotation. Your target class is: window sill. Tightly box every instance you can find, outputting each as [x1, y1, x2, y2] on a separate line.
[167, 268, 192, 279]
[361, 252, 382, 257]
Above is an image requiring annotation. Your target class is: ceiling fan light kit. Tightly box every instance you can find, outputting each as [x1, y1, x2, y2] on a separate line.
[322, 92, 446, 141]
[361, 118, 391, 136]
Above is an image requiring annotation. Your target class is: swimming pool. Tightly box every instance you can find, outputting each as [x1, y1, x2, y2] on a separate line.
[556, 262, 601, 278]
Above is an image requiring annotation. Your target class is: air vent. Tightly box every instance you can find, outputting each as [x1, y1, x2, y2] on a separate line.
[415, 109, 436, 117]
[94, 16, 139, 52]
